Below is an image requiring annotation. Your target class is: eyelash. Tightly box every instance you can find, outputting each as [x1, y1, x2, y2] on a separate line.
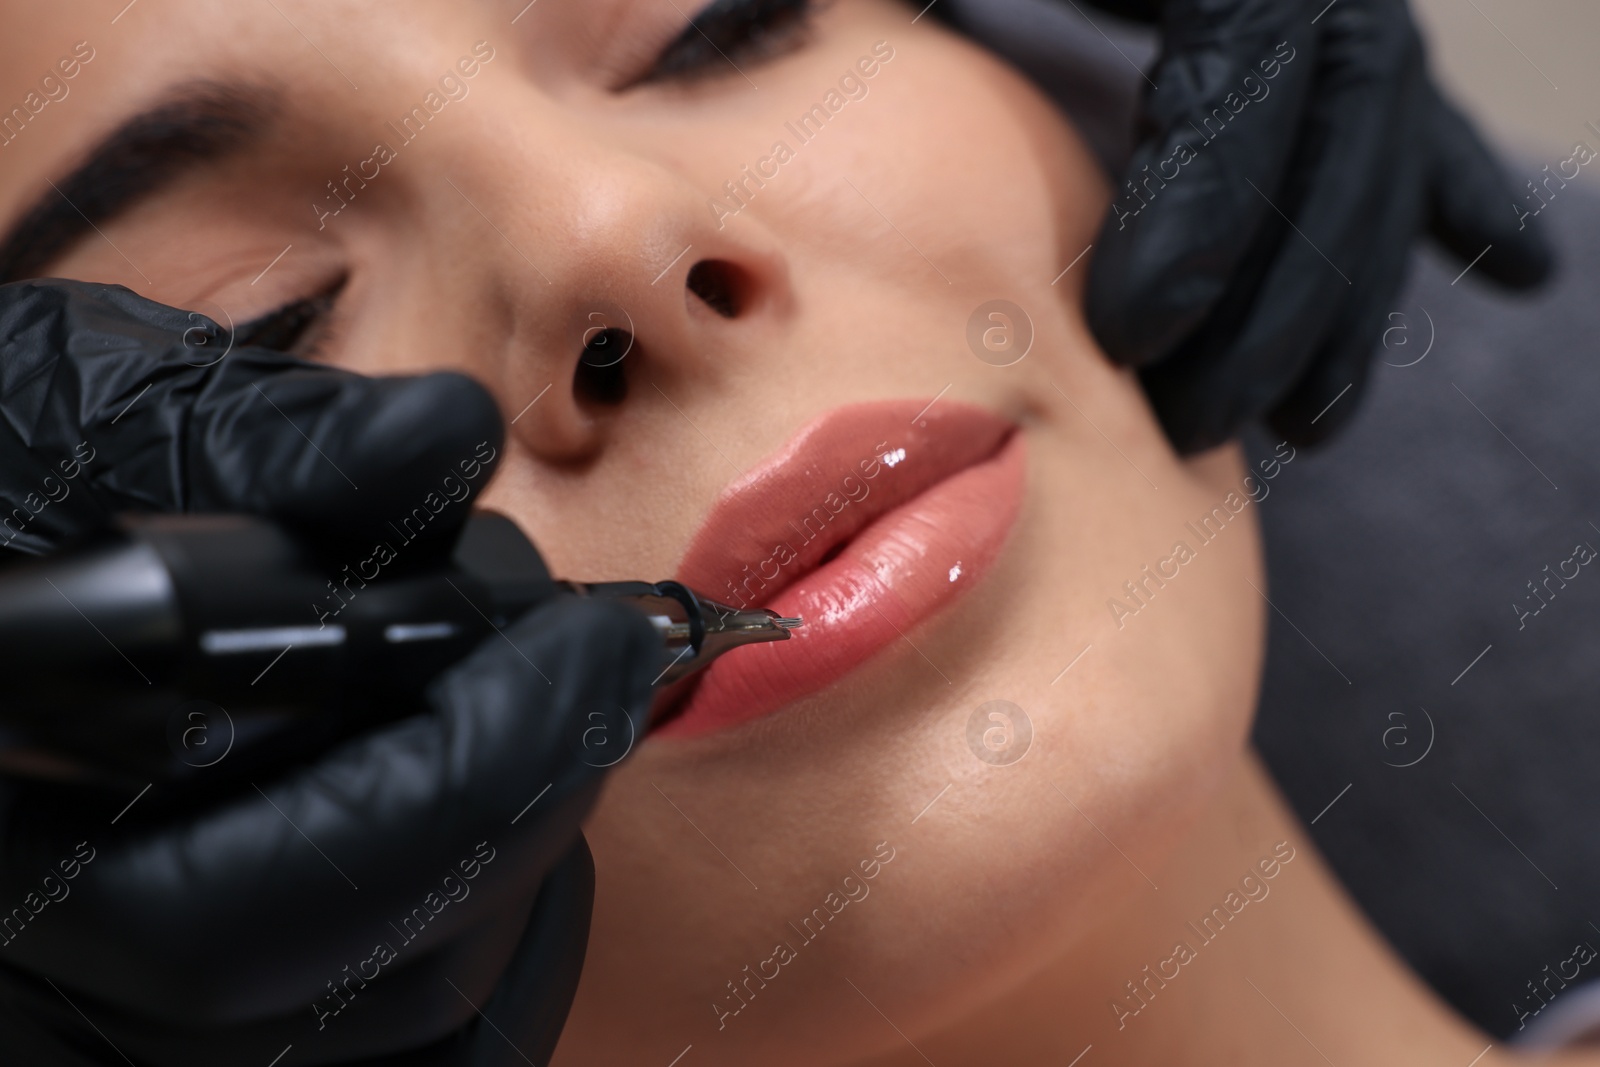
[640, 0, 818, 84]
[235, 281, 343, 359]
[241, 0, 816, 357]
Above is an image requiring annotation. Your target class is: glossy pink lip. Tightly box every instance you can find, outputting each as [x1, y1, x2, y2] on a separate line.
[657, 399, 1025, 738]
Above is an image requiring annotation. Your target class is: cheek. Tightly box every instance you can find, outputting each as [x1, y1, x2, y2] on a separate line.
[572, 430, 1266, 1065]
[826, 33, 1108, 282]
[725, 19, 1108, 306]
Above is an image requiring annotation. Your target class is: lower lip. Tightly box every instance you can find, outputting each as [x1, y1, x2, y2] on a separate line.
[656, 432, 1026, 738]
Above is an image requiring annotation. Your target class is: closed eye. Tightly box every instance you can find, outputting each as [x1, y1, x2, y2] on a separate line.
[234, 277, 346, 358]
[636, 0, 818, 86]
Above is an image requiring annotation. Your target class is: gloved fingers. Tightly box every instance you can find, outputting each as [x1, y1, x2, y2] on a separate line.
[1086, 6, 1317, 366]
[0, 595, 659, 1028]
[0, 279, 179, 554]
[1423, 83, 1555, 290]
[1262, 299, 1381, 448]
[1136, 0, 1423, 452]
[1137, 129, 1390, 452]
[1079, 0, 1161, 22]
[185, 350, 503, 553]
[140, 852, 596, 1067]
[1266, 98, 1430, 447]
[467, 837, 596, 1067]
[0, 279, 503, 555]
[0, 965, 112, 1067]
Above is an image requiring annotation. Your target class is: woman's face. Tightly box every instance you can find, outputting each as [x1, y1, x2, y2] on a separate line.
[0, 1, 1265, 1062]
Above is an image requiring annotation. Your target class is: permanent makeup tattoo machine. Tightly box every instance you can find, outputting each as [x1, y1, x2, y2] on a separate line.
[0, 513, 799, 780]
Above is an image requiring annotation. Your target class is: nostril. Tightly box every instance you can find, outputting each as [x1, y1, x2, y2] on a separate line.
[575, 327, 631, 406]
[686, 259, 747, 319]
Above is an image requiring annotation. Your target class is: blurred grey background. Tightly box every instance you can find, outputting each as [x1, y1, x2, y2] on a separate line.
[1414, 0, 1600, 188]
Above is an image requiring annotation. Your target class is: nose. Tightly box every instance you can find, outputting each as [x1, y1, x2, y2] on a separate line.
[439, 118, 794, 465]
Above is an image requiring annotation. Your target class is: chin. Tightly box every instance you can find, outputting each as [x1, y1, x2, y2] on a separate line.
[562, 401, 1266, 1066]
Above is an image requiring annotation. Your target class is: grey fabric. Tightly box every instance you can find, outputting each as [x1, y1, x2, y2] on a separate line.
[948, 0, 1600, 1042]
[1516, 976, 1600, 1050]
[1245, 185, 1600, 1040]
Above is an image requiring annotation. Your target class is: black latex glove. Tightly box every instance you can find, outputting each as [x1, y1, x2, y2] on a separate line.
[0, 279, 660, 1065]
[1078, 0, 1553, 452]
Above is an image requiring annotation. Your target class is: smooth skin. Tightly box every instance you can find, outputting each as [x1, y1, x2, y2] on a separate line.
[0, 1, 1569, 1064]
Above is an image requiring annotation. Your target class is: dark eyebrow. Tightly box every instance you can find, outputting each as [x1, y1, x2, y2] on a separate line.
[0, 81, 279, 284]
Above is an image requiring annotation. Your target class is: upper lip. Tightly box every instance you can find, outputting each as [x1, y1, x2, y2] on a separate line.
[674, 399, 1016, 610]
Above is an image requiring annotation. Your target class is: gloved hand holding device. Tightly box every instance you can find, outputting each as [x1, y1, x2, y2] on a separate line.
[1078, 0, 1554, 451]
[0, 279, 659, 1066]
